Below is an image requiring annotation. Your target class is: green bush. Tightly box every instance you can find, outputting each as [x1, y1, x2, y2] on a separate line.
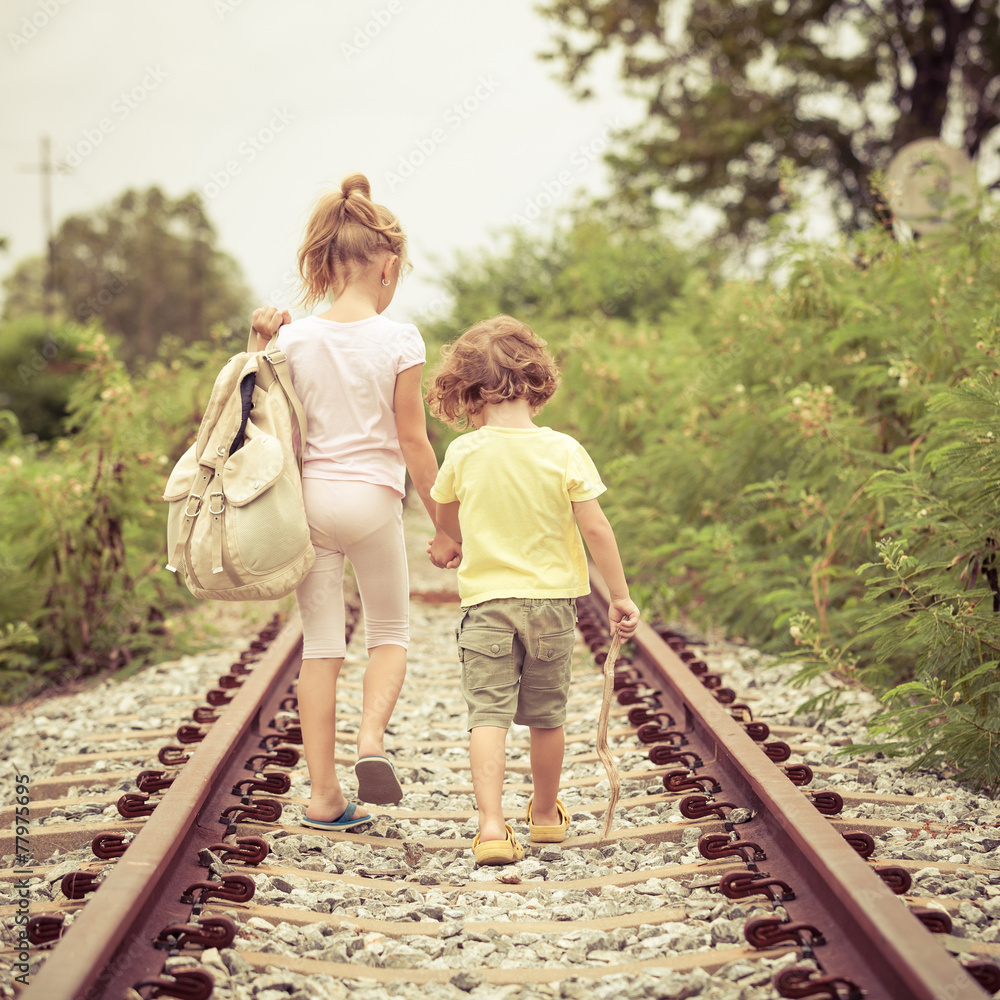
[422, 206, 699, 342]
[789, 368, 1000, 788]
[0, 317, 91, 440]
[0, 322, 241, 701]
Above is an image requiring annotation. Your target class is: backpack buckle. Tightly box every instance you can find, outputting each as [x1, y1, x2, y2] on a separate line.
[185, 494, 203, 516]
[208, 492, 226, 515]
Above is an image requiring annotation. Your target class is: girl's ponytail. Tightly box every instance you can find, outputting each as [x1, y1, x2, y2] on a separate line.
[340, 173, 371, 200]
[296, 173, 409, 308]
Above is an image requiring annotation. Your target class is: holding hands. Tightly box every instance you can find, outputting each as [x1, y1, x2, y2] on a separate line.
[427, 533, 462, 569]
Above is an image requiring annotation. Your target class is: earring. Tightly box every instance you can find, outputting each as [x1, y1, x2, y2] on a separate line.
[381, 278, 390, 286]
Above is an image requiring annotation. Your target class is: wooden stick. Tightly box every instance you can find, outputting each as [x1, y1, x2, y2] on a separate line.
[596, 630, 623, 839]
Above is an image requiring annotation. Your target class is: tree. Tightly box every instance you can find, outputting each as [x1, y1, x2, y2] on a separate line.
[1, 187, 252, 365]
[538, 0, 1000, 239]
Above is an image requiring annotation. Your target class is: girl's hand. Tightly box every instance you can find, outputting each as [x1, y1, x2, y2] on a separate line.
[427, 532, 462, 569]
[251, 305, 290, 341]
[610, 599, 640, 639]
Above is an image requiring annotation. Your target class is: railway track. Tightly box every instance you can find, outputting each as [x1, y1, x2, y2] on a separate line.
[2, 537, 999, 999]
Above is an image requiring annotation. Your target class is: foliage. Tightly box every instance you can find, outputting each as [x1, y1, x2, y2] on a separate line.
[0, 322, 242, 701]
[428, 212, 1000, 789]
[0, 184, 258, 701]
[0, 316, 92, 440]
[423, 206, 699, 340]
[538, 0, 1000, 239]
[420, 208, 703, 461]
[792, 371, 1000, 790]
[0, 622, 39, 702]
[1, 187, 252, 366]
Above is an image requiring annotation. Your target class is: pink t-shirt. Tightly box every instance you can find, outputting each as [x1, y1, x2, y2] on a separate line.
[278, 314, 426, 496]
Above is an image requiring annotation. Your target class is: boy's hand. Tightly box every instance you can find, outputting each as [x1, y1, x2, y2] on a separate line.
[610, 599, 640, 639]
[251, 305, 290, 341]
[427, 532, 462, 569]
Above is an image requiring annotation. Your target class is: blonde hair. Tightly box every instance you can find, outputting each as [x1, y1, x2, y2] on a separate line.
[296, 173, 409, 308]
[426, 315, 561, 428]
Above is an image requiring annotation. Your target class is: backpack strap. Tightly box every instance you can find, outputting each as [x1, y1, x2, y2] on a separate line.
[166, 479, 211, 574]
[270, 354, 307, 475]
[263, 332, 307, 476]
[246, 324, 308, 475]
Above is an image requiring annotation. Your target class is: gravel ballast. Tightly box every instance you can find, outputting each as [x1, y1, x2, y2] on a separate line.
[1, 503, 997, 1000]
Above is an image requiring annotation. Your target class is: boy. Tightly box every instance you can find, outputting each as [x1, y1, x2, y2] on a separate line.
[426, 315, 640, 865]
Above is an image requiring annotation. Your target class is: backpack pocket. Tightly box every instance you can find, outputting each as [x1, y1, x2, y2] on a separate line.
[222, 434, 311, 576]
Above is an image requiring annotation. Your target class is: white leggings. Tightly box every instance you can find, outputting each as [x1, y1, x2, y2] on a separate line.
[296, 479, 409, 659]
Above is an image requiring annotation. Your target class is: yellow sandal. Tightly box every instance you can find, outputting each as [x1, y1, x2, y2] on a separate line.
[472, 824, 525, 866]
[526, 796, 570, 843]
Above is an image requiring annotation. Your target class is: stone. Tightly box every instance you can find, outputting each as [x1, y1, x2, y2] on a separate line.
[451, 971, 484, 991]
[709, 918, 743, 945]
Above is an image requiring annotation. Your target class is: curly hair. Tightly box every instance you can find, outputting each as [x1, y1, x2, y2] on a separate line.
[296, 172, 410, 308]
[426, 315, 561, 428]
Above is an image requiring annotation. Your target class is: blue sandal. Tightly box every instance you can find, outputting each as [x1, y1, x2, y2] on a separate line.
[301, 801, 371, 830]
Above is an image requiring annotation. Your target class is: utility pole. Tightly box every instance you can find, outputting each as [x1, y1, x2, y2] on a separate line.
[17, 134, 59, 319]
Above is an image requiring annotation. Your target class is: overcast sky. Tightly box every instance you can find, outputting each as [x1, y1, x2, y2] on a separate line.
[1, 0, 645, 326]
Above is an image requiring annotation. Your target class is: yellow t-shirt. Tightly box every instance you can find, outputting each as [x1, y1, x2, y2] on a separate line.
[430, 426, 606, 607]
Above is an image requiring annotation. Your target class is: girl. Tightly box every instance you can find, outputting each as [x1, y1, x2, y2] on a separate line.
[426, 315, 639, 864]
[252, 173, 460, 830]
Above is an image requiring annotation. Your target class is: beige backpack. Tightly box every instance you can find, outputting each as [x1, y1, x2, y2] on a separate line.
[162, 331, 315, 600]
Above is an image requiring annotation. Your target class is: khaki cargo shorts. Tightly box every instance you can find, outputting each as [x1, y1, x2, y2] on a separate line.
[456, 597, 577, 731]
